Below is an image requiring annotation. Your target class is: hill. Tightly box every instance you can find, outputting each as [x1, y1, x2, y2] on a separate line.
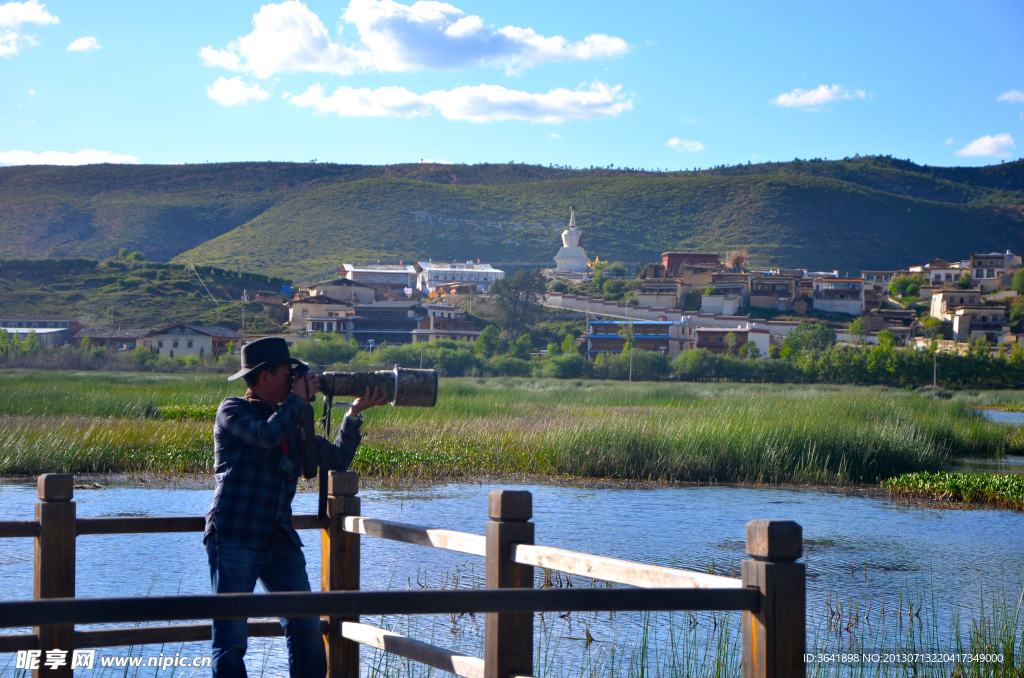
[178, 172, 1024, 278]
[0, 258, 288, 331]
[0, 157, 1021, 276]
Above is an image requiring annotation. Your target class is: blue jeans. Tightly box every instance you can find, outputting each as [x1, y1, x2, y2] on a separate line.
[206, 530, 326, 678]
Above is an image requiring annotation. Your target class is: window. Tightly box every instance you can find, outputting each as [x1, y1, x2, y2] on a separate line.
[187, 341, 193, 348]
[173, 341, 179, 348]
[158, 341, 164, 348]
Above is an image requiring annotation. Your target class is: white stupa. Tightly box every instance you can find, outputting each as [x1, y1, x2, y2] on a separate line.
[553, 206, 591, 272]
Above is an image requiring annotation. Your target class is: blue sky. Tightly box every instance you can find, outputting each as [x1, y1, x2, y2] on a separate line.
[1, 0, 1022, 168]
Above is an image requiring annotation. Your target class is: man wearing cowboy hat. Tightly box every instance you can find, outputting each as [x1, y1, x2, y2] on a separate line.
[204, 336, 388, 677]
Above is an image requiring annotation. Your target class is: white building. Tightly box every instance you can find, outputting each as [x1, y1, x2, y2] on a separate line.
[340, 263, 417, 293]
[300, 278, 376, 305]
[812, 278, 864, 315]
[416, 261, 504, 293]
[148, 324, 242, 358]
[553, 206, 591, 272]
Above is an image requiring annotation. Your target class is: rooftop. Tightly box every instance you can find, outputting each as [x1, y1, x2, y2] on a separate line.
[0, 314, 81, 321]
[343, 264, 416, 273]
[75, 328, 154, 339]
[308, 278, 372, 288]
[417, 261, 503, 272]
[154, 323, 243, 338]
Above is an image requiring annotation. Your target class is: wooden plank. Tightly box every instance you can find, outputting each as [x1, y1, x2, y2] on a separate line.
[0, 633, 38, 653]
[742, 520, 805, 678]
[35, 473, 75, 678]
[324, 472, 360, 678]
[76, 517, 204, 535]
[72, 620, 327, 649]
[0, 587, 761, 629]
[341, 622, 486, 678]
[343, 517, 485, 557]
[511, 544, 742, 590]
[75, 514, 326, 536]
[485, 489, 533, 678]
[0, 520, 40, 538]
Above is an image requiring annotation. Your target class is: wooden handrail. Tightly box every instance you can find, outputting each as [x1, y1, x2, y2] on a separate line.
[343, 516, 486, 556]
[341, 622, 491, 678]
[0, 587, 761, 629]
[510, 543, 742, 590]
[0, 520, 39, 538]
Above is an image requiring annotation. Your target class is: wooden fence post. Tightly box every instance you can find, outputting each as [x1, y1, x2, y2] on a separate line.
[322, 471, 360, 678]
[484, 489, 533, 678]
[742, 519, 805, 678]
[34, 474, 75, 678]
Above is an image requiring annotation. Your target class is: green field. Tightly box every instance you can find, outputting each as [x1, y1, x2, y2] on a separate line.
[1, 157, 1022, 277]
[1, 371, 1018, 486]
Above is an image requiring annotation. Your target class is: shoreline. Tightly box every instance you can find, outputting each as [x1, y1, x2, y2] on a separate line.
[3, 471, 1018, 513]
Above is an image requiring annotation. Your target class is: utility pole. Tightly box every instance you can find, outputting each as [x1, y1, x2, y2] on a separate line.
[933, 351, 937, 388]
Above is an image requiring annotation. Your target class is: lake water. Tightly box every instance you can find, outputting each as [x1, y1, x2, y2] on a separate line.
[2, 481, 1023, 676]
[978, 409, 1024, 425]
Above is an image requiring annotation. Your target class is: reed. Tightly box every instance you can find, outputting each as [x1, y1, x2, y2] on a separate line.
[0, 373, 1018, 483]
[883, 472, 1024, 511]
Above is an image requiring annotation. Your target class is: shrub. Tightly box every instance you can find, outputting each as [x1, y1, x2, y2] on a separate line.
[507, 334, 533, 360]
[539, 353, 590, 379]
[485, 356, 533, 377]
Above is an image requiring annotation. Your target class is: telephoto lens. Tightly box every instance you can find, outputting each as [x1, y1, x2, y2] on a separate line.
[319, 367, 438, 407]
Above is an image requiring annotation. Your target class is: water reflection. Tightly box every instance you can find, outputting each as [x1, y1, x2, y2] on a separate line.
[1, 481, 1022, 676]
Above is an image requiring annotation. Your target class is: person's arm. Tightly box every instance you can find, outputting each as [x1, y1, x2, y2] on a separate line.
[216, 395, 305, 450]
[315, 386, 390, 472]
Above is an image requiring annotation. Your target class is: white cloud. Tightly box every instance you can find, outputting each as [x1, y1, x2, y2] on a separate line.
[27, 88, 34, 97]
[0, 149, 138, 166]
[0, 0, 57, 57]
[290, 80, 632, 123]
[770, 84, 866, 109]
[548, 133, 561, 139]
[207, 76, 270, 106]
[67, 36, 99, 51]
[344, 0, 628, 73]
[289, 83, 430, 117]
[944, 137, 953, 145]
[997, 90, 1024, 104]
[199, 1, 369, 78]
[955, 133, 1016, 157]
[679, 116, 696, 123]
[202, 0, 627, 78]
[666, 137, 703, 152]
[424, 81, 631, 123]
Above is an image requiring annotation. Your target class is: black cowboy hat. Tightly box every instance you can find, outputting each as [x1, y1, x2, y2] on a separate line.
[227, 336, 305, 382]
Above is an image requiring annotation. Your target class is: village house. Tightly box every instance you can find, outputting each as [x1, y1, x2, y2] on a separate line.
[305, 316, 354, 336]
[951, 305, 1010, 342]
[584, 320, 692, 360]
[636, 278, 685, 308]
[700, 292, 742, 315]
[694, 326, 770, 357]
[930, 288, 983, 321]
[909, 259, 964, 286]
[969, 251, 1021, 293]
[1, 315, 82, 346]
[341, 263, 418, 295]
[709, 272, 751, 306]
[350, 300, 424, 347]
[73, 328, 154, 350]
[812, 278, 864, 315]
[285, 296, 355, 330]
[748, 274, 800, 311]
[147, 324, 242, 357]
[411, 304, 482, 343]
[299, 278, 376, 305]
[415, 261, 504, 294]
[660, 252, 720, 277]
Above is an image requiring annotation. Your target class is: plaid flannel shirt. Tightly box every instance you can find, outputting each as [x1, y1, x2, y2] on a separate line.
[204, 392, 362, 553]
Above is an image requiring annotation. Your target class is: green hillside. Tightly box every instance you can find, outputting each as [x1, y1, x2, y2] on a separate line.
[178, 172, 1024, 278]
[0, 258, 288, 331]
[1, 157, 1022, 277]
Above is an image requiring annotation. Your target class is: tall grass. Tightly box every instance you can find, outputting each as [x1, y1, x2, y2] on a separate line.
[0, 373, 1018, 482]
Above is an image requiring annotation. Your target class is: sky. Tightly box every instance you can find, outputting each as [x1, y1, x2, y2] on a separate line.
[1, 0, 1022, 169]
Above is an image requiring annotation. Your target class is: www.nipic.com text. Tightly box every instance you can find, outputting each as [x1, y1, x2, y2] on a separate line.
[15, 649, 212, 670]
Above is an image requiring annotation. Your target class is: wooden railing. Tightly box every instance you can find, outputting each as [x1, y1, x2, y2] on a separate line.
[0, 473, 806, 677]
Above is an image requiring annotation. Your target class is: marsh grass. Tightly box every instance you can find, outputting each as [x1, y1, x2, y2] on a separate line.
[0, 373, 1019, 483]
[883, 472, 1024, 511]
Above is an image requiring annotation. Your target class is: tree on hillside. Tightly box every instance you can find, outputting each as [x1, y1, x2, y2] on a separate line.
[1012, 269, 1024, 295]
[474, 325, 500, 357]
[784, 322, 837, 353]
[560, 333, 580, 355]
[957, 271, 972, 289]
[849, 317, 869, 343]
[507, 334, 533, 360]
[490, 269, 546, 341]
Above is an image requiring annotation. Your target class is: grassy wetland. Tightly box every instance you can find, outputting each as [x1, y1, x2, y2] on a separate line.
[0, 370, 1020, 486]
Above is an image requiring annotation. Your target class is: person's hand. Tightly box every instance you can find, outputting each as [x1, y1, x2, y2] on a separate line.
[293, 372, 320, 403]
[350, 386, 390, 416]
